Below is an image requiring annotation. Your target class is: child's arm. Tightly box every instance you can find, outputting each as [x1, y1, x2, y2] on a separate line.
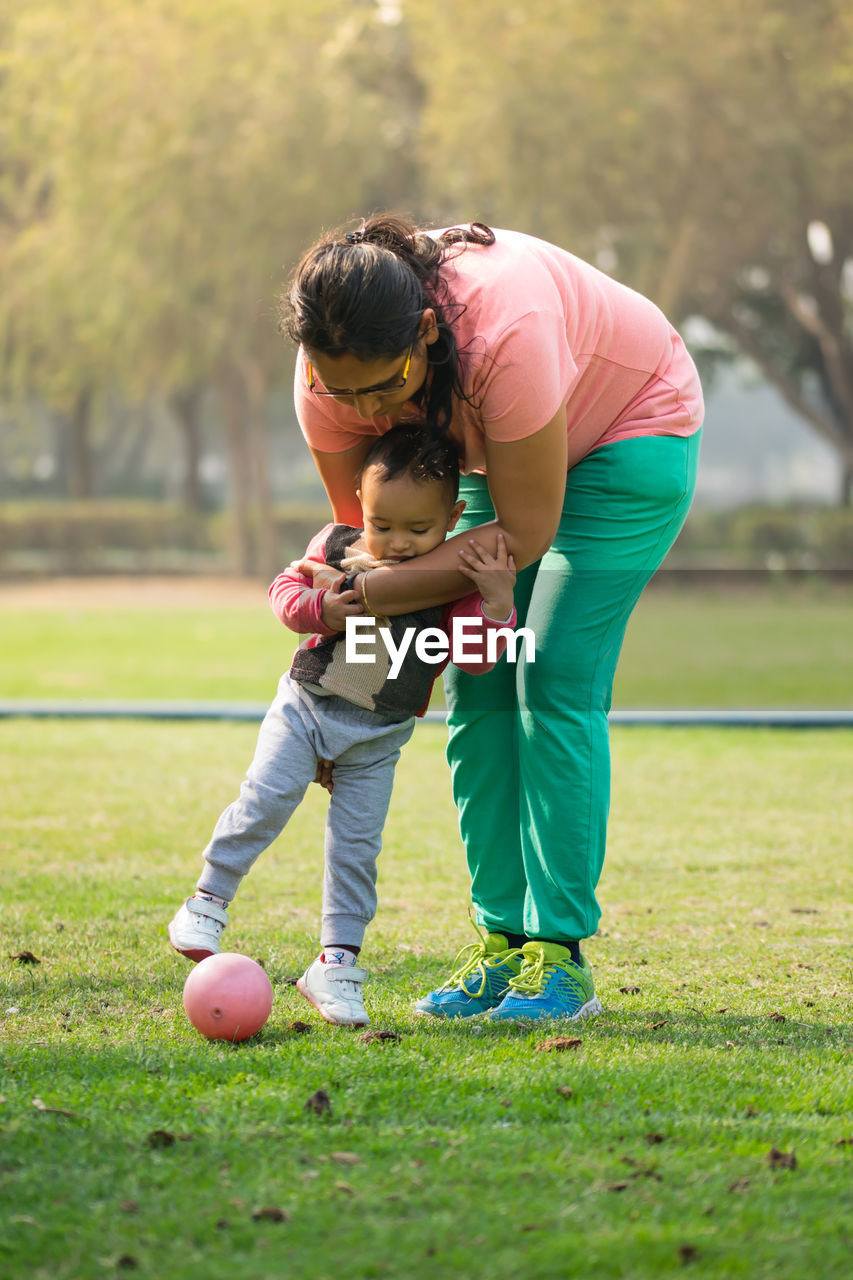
[442, 534, 518, 674]
[269, 524, 341, 635]
[457, 532, 516, 622]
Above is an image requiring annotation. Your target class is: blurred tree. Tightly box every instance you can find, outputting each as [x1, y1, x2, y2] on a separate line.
[0, 0, 426, 568]
[5, 0, 852, 521]
[409, 0, 853, 505]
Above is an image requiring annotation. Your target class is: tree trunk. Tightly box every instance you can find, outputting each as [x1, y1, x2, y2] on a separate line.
[218, 368, 254, 576]
[841, 453, 853, 509]
[171, 387, 204, 512]
[67, 386, 93, 500]
[241, 358, 279, 582]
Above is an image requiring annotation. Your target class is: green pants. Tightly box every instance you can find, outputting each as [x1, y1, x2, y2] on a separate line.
[443, 431, 702, 942]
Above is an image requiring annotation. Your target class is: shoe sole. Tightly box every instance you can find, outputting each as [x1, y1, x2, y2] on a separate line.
[167, 923, 218, 964]
[414, 1002, 495, 1020]
[296, 977, 370, 1028]
[491, 995, 604, 1023]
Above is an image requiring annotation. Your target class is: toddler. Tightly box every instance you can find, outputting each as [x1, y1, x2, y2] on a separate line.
[168, 423, 517, 1026]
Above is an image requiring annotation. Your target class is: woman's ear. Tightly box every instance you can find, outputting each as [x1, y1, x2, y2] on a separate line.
[419, 308, 440, 346]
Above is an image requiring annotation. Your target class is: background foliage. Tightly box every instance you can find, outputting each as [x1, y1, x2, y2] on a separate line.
[3, 0, 853, 573]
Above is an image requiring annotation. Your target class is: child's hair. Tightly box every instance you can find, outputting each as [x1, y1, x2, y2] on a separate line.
[281, 214, 495, 435]
[359, 421, 461, 506]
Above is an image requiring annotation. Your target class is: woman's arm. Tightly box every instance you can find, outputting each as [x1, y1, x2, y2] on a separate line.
[309, 441, 375, 525]
[356, 410, 567, 616]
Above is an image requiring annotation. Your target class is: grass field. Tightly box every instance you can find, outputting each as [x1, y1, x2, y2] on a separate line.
[2, 577, 852, 707]
[1, 582, 851, 1279]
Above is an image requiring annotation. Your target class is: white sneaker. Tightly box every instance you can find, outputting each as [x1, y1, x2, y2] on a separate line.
[296, 955, 370, 1027]
[168, 896, 228, 962]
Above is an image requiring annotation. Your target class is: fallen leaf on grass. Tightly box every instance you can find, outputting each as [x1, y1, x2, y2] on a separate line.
[304, 1089, 332, 1116]
[288, 1020, 312, 1034]
[648, 1019, 669, 1030]
[334, 1181, 355, 1195]
[606, 1181, 629, 1192]
[9, 951, 40, 965]
[835, 1136, 852, 1146]
[146, 1130, 176, 1149]
[536, 1036, 582, 1053]
[790, 907, 818, 914]
[32, 1097, 83, 1119]
[620, 1157, 662, 1181]
[330, 1151, 360, 1166]
[767, 1147, 797, 1171]
[359, 1029, 400, 1044]
[768, 1012, 786, 1023]
[556, 1086, 574, 1098]
[714, 1007, 729, 1014]
[678, 1245, 700, 1264]
[645, 1132, 665, 1144]
[619, 986, 641, 995]
[728, 1177, 750, 1192]
[251, 1206, 288, 1222]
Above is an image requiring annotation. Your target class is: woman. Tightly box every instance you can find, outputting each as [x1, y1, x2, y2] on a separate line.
[280, 215, 703, 1022]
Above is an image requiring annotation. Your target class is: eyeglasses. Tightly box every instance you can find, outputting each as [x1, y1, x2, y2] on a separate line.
[306, 344, 414, 399]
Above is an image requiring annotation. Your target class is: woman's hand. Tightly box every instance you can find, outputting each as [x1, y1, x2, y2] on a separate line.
[457, 532, 517, 621]
[290, 557, 347, 593]
[314, 758, 334, 794]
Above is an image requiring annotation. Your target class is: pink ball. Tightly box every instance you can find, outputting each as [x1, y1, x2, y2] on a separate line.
[182, 952, 273, 1042]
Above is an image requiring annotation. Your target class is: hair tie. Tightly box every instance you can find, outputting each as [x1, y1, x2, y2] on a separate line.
[345, 229, 366, 245]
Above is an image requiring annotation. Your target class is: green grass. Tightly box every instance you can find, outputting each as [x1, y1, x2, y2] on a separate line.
[2, 580, 851, 707]
[1, 719, 851, 1279]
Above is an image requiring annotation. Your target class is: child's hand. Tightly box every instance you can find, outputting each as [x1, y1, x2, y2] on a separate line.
[321, 586, 364, 632]
[290, 557, 346, 593]
[457, 533, 516, 622]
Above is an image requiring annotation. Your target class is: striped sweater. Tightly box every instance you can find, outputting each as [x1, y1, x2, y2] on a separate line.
[268, 523, 516, 721]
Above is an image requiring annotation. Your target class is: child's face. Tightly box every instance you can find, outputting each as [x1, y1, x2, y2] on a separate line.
[358, 465, 464, 562]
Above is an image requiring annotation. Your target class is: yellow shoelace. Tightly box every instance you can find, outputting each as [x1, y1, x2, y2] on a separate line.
[442, 918, 523, 998]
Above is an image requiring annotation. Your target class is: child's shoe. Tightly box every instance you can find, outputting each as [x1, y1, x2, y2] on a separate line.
[414, 930, 523, 1019]
[168, 896, 228, 962]
[489, 940, 602, 1022]
[297, 954, 371, 1027]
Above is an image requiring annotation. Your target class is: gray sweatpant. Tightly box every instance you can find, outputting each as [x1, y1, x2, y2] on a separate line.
[197, 672, 415, 948]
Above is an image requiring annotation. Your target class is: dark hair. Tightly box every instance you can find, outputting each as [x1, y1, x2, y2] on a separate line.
[281, 213, 495, 434]
[359, 420, 461, 506]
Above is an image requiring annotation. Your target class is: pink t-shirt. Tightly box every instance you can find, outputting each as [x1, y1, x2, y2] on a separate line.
[294, 228, 703, 473]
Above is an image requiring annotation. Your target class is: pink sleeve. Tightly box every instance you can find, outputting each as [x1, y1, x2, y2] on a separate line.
[268, 524, 337, 636]
[478, 310, 578, 442]
[440, 594, 519, 674]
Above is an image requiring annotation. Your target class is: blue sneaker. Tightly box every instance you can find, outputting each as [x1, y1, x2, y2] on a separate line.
[489, 940, 602, 1022]
[415, 930, 524, 1019]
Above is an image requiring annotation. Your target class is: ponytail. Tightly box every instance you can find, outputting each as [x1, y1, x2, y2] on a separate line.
[281, 214, 495, 434]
